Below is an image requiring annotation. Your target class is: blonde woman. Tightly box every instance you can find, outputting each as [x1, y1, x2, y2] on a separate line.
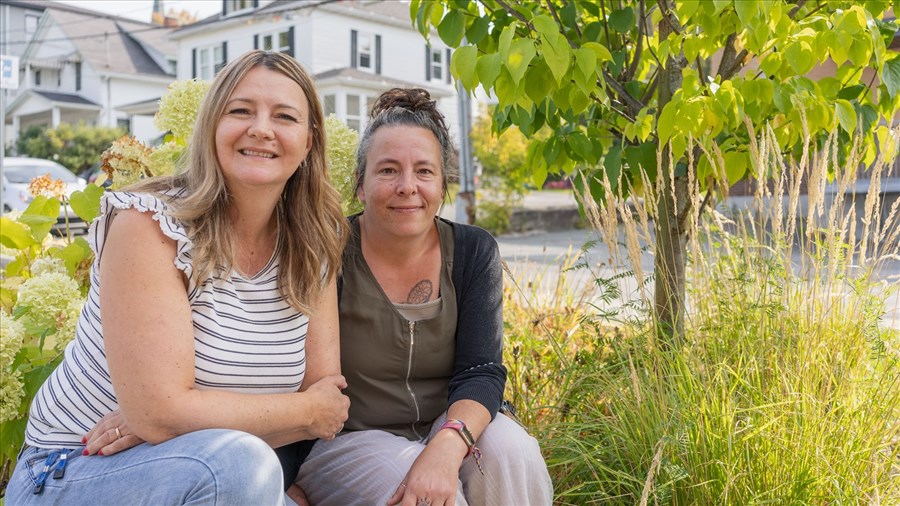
[6, 50, 348, 505]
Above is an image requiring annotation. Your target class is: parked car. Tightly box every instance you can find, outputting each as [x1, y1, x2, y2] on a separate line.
[1, 157, 89, 235]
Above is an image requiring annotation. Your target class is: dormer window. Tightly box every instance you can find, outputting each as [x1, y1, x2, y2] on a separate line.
[224, 0, 257, 16]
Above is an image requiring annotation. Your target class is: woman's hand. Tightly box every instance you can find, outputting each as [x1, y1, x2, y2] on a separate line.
[83, 409, 145, 456]
[301, 374, 350, 440]
[385, 436, 465, 506]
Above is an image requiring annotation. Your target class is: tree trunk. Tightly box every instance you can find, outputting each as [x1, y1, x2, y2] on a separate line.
[654, 1, 689, 344]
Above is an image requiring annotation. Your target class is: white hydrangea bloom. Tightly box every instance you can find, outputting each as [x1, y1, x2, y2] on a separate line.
[15, 272, 82, 330]
[0, 311, 26, 365]
[30, 256, 68, 277]
[0, 368, 25, 423]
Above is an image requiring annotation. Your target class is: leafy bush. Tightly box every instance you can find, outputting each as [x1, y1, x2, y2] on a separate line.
[15, 123, 125, 174]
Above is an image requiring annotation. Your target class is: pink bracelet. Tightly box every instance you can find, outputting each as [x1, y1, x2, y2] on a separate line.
[440, 419, 485, 475]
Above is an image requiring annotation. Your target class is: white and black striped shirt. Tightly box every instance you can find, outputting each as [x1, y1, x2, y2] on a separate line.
[25, 191, 308, 448]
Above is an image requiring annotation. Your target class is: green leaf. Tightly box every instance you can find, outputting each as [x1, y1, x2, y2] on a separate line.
[0, 217, 37, 249]
[532, 14, 559, 41]
[450, 45, 478, 91]
[20, 197, 60, 241]
[759, 52, 782, 76]
[574, 47, 597, 80]
[476, 52, 502, 89]
[68, 183, 104, 224]
[677, 0, 701, 21]
[657, 101, 678, 145]
[53, 240, 93, 275]
[722, 150, 749, 185]
[582, 42, 612, 63]
[499, 24, 516, 61]
[524, 58, 554, 104]
[881, 55, 900, 99]
[466, 15, 490, 45]
[542, 34, 571, 85]
[784, 40, 814, 75]
[438, 10, 464, 47]
[835, 99, 857, 133]
[566, 132, 593, 162]
[734, 0, 759, 25]
[494, 67, 519, 106]
[506, 38, 536, 84]
[608, 7, 635, 33]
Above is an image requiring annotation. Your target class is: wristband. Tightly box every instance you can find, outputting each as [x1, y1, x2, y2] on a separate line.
[440, 419, 485, 475]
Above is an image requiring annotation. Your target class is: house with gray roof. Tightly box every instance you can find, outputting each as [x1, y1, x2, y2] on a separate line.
[168, 0, 458, 137]
[2, 0, 178, 144]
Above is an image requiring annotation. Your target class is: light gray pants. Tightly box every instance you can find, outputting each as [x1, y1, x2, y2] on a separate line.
[295, 411, 553, 505]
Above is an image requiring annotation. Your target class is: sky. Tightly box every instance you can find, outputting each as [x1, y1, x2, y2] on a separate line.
[55, 0, 223, 23]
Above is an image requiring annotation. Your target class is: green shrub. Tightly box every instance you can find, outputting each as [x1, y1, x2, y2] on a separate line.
[16, 123, 125, 174]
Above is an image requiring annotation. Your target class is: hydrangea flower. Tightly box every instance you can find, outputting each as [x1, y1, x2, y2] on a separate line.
[30, 256, 69, 277]
[101, 136, 153, 190]
[15, 271, 83, 331]
[28, 174, 67, 199]
[148, 141, 183, 178]
[0, 368, 25, 423]
[0, 311, 26, 365]
[154, 79, 210, 142]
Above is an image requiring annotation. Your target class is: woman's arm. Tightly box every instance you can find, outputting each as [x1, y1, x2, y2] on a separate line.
[101, 209, 348, 446]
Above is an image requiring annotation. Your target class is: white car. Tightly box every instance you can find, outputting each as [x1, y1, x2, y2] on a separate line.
[1, 157, 89, 235]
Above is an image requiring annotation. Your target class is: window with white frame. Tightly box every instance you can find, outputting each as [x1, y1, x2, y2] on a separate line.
[323, 95, 336, 117]
[346, 94, 362, 132]
[257, 28, 293, 57]
[430, 47, 443, 81]
[224, 0, 256, 16]
[194, 43, 227, 80]
[351, 30, 381, 74]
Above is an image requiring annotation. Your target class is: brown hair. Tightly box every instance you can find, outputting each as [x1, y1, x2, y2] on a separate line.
[354, 88, 458, 198]
[130, 50, 346, 313]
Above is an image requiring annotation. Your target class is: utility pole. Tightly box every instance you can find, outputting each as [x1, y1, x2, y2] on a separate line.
[455, 77, 475, 225]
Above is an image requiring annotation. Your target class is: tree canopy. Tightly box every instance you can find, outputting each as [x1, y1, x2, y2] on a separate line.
[412, 0, 900, 339]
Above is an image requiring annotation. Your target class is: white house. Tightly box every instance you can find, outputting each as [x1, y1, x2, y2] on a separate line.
[2, 1, 178, 144]
[168, 0, 460, 139]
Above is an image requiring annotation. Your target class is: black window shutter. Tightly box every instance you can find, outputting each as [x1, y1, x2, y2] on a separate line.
[254, 34, 259, 50]
[350, 30, 358, 68]
[375, 34, 381, 74]
[222, 41, 227, 66]
[287, 26, 295, 57]
[192, 48, 197, 78]
[446, 48, 452, 83]
[425, 45, 431, 80]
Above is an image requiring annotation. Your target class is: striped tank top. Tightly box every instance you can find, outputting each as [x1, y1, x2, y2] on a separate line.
[24, 191, 309, 448]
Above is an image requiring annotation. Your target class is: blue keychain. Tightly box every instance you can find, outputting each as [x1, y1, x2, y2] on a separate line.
[32, 450, 60, 494]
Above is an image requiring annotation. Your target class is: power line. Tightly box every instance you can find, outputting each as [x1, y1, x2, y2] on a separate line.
[3, 23, 172, 47]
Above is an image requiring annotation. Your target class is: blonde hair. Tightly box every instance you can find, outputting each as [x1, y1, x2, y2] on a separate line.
[130, 50, 346, 313]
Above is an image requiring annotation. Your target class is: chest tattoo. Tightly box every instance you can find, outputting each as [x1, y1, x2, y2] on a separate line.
[407, 280, 433, 303]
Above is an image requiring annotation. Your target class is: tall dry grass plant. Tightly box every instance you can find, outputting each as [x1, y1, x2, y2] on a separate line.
[504, 125, 899, 504]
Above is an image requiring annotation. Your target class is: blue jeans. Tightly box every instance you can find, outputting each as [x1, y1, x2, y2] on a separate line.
[5, 429, 285, 505]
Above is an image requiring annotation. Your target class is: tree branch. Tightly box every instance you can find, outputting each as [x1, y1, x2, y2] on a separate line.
[656, 0, 683, 35]
[602, 70, 646, 114]
[546, 0, 581, 39]
[624, 0, 647, 81]
[599, 0, 614, 52]
[787, 0, 807, 19]
[495, 0, 534, 31]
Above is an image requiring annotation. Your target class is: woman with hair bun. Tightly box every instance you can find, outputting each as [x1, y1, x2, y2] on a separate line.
[5, 50, 349, 505]
[291, 87, 552, 506]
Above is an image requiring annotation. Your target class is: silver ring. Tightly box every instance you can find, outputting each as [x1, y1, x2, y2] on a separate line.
[114, 427, 122, 440]
[399, 483, 407, 489]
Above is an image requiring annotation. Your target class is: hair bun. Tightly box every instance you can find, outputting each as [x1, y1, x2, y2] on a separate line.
[369, 88, 447, 134]
[368, 88, 433, 117]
